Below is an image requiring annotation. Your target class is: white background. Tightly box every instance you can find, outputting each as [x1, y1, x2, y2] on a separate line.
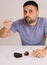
[0, 0, 47, 45]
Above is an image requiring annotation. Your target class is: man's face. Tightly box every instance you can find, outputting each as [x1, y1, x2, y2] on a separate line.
[23, 5, 39, 24]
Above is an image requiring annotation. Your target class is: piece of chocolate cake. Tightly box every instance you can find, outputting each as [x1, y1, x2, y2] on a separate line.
[24, 51, 29, 56]
[14, 52, 22, 58]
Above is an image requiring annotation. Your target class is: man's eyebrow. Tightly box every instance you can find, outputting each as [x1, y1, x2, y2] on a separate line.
[29, 10, 32, 11]
[24, 10, 27, 12]
[24, 10, 27, 11]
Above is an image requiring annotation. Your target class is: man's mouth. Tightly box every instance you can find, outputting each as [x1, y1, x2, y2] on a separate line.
[25, 16, 30, 20]
[25, 17, 35, 24]
[25, 17, 31, 22]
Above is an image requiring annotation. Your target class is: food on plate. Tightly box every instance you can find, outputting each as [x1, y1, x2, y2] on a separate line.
[14, 52, 22, 58]
[24, 51, 29, 56]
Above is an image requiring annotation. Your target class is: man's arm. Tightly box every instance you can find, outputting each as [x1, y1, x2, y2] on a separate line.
[0, 19, 13, 38]
[31, 35, 47, 58]
[0, 27, 13, 38]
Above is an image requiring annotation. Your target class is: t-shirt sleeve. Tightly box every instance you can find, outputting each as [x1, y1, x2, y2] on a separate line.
[10, 22, 18, 33]
[44, 19, 47, 34]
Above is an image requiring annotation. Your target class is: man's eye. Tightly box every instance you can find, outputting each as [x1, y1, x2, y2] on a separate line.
[29, 10, 32, 13]
[24, 10, 27, 13]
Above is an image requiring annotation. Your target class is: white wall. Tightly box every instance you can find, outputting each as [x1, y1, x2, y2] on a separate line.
[0, 0, 47, 45]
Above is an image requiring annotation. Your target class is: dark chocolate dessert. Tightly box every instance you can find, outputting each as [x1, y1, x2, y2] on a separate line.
[14, 52, 22, 58]
[24, 51, 29, 56]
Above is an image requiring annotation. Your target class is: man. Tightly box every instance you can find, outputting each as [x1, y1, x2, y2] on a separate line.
[0, 1, 47, 58]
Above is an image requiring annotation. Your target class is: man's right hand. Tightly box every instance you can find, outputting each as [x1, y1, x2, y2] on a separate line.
[0, 19, 13, 38]
[3, 19, 12, 30]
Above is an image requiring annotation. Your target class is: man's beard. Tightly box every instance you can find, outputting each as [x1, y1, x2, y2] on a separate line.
[24, 17, 36, 24]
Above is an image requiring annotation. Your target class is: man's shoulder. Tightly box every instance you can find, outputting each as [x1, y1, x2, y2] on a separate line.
[38, 17, 47, 21]
[38, 17, 47, 25]
[14, 18, 24, 24]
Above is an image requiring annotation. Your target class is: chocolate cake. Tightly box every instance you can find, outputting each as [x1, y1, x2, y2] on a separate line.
[24, 51, 29, 56]
[14, 52, 22, 58]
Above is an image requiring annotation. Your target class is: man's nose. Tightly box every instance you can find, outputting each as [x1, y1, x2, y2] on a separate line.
[26, 12, 29, 16]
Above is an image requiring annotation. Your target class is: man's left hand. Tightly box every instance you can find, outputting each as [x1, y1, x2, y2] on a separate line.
[31, 48, 47, 58]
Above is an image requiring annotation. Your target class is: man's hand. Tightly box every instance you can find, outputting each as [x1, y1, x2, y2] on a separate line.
[31, 48, 47, 58]
[3, 19, 12, 30]
[0, 19, 13, 38]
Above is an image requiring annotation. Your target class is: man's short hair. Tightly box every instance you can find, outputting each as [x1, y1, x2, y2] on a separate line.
[23, 1, 39, 10]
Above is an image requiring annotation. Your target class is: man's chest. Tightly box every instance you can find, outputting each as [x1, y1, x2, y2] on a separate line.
[18, 24, 44, 42]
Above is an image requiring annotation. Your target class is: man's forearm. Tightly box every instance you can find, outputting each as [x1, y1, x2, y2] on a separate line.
[0, 27, 8, 38]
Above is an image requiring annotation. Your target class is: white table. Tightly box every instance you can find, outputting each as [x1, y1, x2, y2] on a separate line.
[0, 46, 47, 65]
